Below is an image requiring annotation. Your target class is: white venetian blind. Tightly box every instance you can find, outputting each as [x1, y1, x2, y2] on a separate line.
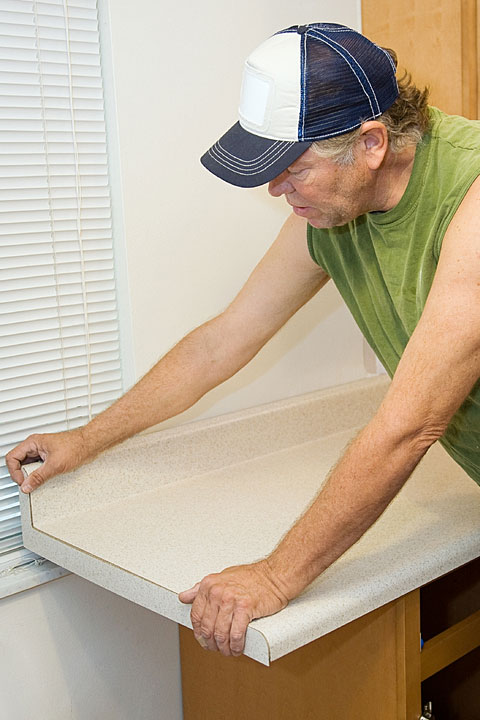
[0, 0, 123, 555]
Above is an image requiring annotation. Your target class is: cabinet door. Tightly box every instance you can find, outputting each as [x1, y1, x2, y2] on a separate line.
[362, 0, 478, 119]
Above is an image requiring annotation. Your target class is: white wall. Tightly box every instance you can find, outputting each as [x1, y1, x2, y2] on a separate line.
[1, 3, 365, 720]
[0, 575, 181, 720]
[107, 0, 369, 424]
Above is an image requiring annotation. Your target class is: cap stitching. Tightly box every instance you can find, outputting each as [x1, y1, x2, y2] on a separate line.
[209, 141, 295, 172]
[309, 29, 378, 115]
[212, 138, 295, 167]
[207, 142, 296, 175]
[378, 45, 398, 75]
[309, 29, 380, 115]
[300, 32, 307, 141]
[314, 27, 358, 32]
[213, 138, 284, 163]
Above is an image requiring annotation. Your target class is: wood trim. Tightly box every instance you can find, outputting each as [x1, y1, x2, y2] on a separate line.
[395, 590, 421, 719]
[461, 0, 478, 118]
[477, 0, 480, 118]
[421, 608, 480, 681]
[362, 0, 466, 116]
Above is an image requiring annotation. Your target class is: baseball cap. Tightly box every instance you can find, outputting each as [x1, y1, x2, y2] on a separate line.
[201, 23, 399, 188]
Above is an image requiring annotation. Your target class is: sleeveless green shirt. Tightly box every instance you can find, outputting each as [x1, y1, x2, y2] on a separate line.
[307, 107, 480, 486]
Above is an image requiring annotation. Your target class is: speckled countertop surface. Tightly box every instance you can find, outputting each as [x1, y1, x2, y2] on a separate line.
[20, 376, 480, 665]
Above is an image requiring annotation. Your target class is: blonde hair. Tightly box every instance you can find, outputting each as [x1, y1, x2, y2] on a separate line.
[311, 49, 431, 165]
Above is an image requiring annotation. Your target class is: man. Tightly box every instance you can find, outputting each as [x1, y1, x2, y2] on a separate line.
[7, 23, 480, 658]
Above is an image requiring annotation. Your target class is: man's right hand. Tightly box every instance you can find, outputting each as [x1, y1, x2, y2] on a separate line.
[6, 428, 92, 494]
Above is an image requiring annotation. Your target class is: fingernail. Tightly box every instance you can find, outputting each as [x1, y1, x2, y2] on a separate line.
[21, 485, 31, 493]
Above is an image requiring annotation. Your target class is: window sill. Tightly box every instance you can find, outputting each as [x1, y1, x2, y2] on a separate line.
[0, 549, 70, 600]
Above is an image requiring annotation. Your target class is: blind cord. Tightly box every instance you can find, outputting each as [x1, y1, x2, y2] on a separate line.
[33, 0, 70, 429]
[63, 0, 93, 422]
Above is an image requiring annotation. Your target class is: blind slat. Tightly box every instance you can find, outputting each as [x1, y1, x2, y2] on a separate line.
[1, 349, 120, 377]
[0, 334, 119, 359]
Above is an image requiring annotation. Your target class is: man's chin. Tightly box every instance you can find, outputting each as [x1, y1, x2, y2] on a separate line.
[308, 215, 350, 229]
[307, 217, 334, 229]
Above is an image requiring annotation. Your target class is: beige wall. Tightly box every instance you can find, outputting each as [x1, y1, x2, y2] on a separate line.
[2, 2, 365, 719]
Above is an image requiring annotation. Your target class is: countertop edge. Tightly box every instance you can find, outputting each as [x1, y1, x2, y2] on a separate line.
[21, 501, 272, 665]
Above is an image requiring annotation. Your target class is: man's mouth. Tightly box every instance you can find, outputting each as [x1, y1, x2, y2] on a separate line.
[287, 198, 310, 213]
[291, 205, 311, 216]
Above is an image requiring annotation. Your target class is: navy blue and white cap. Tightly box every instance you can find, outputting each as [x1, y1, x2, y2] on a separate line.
[201, 23, 399, 188]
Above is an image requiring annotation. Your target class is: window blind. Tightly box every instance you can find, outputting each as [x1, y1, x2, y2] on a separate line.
[0, 0, 123, 555]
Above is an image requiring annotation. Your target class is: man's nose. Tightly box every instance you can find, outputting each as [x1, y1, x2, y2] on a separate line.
[268, 171, 293, 197]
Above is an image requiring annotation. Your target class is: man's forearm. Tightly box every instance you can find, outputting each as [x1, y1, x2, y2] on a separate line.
[81, 315, 245, 456]
[265, 415, 433, 599]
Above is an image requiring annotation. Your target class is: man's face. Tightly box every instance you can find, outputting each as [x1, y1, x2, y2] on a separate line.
[268, 147, 368, 228]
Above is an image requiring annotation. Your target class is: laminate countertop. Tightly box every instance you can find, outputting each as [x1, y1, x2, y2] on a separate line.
[20, 376, 480, 665]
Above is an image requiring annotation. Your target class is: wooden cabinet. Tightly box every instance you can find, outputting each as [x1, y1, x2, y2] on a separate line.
[420, 556, 480, 718]
[180, 558, 480, 720]
[362, 0, 479, 119]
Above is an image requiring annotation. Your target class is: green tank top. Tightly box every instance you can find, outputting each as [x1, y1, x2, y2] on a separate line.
[307, 107, 480, 486]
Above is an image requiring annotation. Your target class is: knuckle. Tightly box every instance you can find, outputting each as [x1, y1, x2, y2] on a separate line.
[220, 591, 235, 606]
[235, 597, 251, 611]
[200, 627, 213, 639]
[231, 632, 244, 642]
[209, 584, 224, 602]
[30, 473, 44, 488]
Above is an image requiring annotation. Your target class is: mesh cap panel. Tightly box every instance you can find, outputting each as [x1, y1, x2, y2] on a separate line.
[300, 25, 398, 140]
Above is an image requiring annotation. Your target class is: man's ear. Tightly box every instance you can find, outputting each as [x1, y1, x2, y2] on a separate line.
[358, 121, 389, 170]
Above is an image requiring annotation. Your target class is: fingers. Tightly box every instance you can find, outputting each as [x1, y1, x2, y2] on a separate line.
[211, 593, 235, 656]
[190, 589, 210, 649]
[180, 576, 251, 657]
[5, 436, 46, 489]
[6, 429, 89, 493]
[179, 564, 288, 657]
[195, 586, 221, 652]
[229, 606, 251, 656]
[178, 582, 200, 604]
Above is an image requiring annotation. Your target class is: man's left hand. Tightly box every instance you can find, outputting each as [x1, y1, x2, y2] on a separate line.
[178, 561, 288, 657]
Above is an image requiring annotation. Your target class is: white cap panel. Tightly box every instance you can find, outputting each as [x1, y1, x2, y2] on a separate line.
[238, 32, 301, 141]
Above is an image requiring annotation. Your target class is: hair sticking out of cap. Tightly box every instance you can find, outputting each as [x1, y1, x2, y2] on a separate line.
[382, 47, 398, 70]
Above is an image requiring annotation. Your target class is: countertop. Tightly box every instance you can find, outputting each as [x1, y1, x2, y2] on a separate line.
[20, 376, 480, 665]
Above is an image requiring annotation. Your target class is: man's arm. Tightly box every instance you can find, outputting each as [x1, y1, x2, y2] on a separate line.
[6, 214, 327, 491]
[179, 176, 480, 657]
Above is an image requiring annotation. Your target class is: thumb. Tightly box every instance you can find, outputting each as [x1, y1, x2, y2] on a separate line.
[178, 582, 201, 604]
[21, 465, 47, 493]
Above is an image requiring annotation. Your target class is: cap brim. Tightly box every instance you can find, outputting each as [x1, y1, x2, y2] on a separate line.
[201, 122, 312, 188]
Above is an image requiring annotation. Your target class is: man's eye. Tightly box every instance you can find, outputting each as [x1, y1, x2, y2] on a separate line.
[290, 169, 307, 179]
